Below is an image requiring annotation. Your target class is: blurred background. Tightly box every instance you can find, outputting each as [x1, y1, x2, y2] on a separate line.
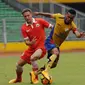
[0, 0, 85, 52]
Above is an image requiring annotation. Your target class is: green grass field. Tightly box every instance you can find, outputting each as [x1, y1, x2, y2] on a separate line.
[0, 52, 85, 85]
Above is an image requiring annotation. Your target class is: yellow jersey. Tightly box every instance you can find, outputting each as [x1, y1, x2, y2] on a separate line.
[52, 13, 77, 46]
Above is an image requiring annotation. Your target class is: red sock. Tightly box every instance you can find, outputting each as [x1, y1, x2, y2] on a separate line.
[16, 71, 23, 81]
[35, 75, 38, 80]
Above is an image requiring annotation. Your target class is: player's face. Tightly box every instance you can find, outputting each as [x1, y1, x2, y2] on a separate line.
[23, 11, 32, 24]
[64, 12, 75, 24]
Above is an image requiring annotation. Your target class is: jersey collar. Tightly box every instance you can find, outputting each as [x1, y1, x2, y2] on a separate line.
[26, 18, 36, 26]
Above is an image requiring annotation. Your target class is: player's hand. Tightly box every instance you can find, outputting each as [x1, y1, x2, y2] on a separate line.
[80, 32, 85, 38]
[31, 37, 37, 45]
[33, 12, 39, 16]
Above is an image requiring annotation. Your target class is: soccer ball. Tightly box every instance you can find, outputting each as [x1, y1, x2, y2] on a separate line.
[41, 76, 53, 85]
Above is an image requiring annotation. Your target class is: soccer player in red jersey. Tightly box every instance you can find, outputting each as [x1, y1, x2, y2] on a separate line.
[9, 8, 53, 84]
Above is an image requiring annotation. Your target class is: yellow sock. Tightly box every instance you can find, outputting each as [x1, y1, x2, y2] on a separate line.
[45, 54, 56, 71]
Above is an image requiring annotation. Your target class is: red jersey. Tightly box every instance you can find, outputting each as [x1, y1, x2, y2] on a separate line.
[21, 18, 50, 48]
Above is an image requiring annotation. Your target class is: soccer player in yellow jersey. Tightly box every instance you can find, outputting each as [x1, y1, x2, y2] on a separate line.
[34, 9, 85, 80]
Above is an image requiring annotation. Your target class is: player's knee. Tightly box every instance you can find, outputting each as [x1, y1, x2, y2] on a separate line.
[30, 56, 39, 61]
[54, 51, 59, 56]
[16, 63, 23, 72]
[52, 48, 59, 56]
[30, 57, 34, 61]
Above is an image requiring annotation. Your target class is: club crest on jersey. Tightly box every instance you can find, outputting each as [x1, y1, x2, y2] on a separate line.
[36, 24, 40, 27]
[65, 28, 69, 32]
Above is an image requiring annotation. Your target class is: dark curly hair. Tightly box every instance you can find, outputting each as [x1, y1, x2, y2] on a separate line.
[67, 9, 76, 17]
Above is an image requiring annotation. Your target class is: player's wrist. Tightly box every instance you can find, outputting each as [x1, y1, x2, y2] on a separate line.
[80, 32, 83, 37]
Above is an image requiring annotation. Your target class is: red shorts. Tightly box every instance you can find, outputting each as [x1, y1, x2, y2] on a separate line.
[21, 46, 46, 64]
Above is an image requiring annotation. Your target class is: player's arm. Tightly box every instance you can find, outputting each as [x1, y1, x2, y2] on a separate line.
[73, 29, 85, 38]
[24, 37, 37, 46]
[34, 12, 54, 18]
[72, 22, 85, 38]
[24, 38, 31, 46]
[39, 18, 53, 29]
[21, 26, 37, 46]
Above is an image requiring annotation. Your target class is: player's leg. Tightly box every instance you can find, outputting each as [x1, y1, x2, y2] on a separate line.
[45, 47, 60, 70]
[30, 48, 45, 84]
[16, 59, 27, 81]
[44, 33, 60, 71]
[40, 36, 58, 80]
[41, 47, 60, 80]
[9, 58, 27, 83]
[49, 47, 60, 68]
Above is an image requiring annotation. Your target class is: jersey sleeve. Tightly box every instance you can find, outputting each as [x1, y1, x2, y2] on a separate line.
[52, 13, 62, 19]
[21, 25, 29, 40]
[40, 18, 50, 28]
[71, 22, 77, 33]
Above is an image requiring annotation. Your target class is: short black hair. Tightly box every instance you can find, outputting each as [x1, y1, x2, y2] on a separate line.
[67, 9, 76, 17]
[22, 8, 32, 14]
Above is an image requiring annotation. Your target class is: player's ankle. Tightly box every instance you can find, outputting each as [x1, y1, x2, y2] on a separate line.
[16, 78, 22, 81]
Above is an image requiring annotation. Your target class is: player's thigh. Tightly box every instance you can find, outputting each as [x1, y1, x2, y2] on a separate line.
[21, 49, 34, 64]
[31, 49, 43, 60]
